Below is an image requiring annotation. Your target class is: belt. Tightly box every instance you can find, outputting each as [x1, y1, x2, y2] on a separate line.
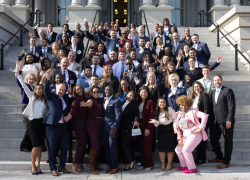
[57, 123, 64, 126]
[96, 117, 104, 119]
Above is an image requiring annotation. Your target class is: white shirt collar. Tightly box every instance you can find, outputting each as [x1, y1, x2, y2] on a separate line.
[128, 67, 133, 72]
[107, 95, 113, 101]
[171, 86, 177, 91]
[216, 85, 223, 91]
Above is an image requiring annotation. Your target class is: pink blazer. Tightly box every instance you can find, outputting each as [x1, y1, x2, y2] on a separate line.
[174, 108, 208, 141]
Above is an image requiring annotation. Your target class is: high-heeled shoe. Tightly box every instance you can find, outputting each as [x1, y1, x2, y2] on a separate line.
[71, 164, 79, 175]
[30, 166, 38, 175]
[126, 160, 137, 171]
[35, 166, 43, 174]
[160, 163, 166, 171]
[165, 163, 172, 171]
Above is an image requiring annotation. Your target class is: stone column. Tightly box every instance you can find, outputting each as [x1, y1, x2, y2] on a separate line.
[15, 0, 27, 6]
[230, 0, 241, 7]
[86, 0, 99, 7]
[158, 0, 170, 6]
[0, 0, 11, 6]
[213, 0, 226, 6]
[34, 0, 45, 26]
[209, 0, 231, 22]
[8, 0, 31, 22]
[141, 0, 153, 7]
[70, 0, 83, 6]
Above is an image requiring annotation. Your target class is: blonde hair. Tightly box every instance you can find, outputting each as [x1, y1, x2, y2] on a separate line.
[169, 73, 179, 83]
[99, 65, 112, 88]
[25, 73, 36, 82]
[145, 72, 157, 88]
[38, 29, 47, 37]
[138, 25, 144, 30]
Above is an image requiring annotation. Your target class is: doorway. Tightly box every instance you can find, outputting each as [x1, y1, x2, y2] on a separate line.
[113, 0, 128, 27]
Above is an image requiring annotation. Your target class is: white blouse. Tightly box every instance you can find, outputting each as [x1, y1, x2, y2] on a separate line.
[154, 107, 176, 127]
[192, 96, 199, 109]
[139, 102, 144, 119]
[28, 99, 47, 120]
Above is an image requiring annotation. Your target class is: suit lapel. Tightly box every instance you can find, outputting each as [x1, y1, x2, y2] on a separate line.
[122, 102, 132, 118]
[216, 86, 224, 105]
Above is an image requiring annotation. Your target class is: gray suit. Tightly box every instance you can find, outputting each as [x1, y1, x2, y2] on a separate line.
[97, 31, 120, 53]
[84, 86, 104, 99]
[124, 68, 143, 91]
[150, 31, 158, 44]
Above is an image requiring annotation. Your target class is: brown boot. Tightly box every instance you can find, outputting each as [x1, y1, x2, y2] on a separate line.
[89, 149, 98, 175]
[94, 152, 103, 171]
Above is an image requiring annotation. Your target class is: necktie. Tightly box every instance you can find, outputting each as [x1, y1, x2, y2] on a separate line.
[215, 90, 220, 104]
[63, 71, 66, 81]
[111, 40, 114, 51]
[174, 42, 177, 52]
[31, 47, 33, 55]
[120, 62, 124, 79]
[93, 66, 97, 75]
[42, 47, 46, 56]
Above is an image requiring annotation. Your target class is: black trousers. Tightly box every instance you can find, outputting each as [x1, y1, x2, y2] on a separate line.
[20, 105, 33, 151]
[120, 132, 134, 164]
[210, 121, 234, 165]
[196, 128, 208, 161]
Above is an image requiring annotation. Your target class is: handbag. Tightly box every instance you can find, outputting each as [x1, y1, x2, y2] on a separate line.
[131, 125, 142, 136]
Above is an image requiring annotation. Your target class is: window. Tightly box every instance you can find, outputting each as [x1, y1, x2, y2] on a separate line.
[169, 0, 184, 26]
[58, 0, 72, 26]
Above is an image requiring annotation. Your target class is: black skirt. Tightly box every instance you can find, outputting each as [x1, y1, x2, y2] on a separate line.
[158, 122, 177, 152]
[26, 118, 45, 147]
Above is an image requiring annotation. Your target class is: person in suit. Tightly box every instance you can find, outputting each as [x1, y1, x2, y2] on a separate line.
[99, 64, 119, 95]
[85, 24, 102, 47]
[129, 49, 141, 68]
[123, 57, 143, 91]
[50, 73, 64, 93]
[51, 57, 77, 88]
[191, 81, 211, 165]
[133, 25, 150, 49]
[137, 51, 151, 81]
[11, 68, 46, 175]
[37, 38, 51, 57]
[43, 70, 71, 176]
[150, 23, 159, 44]
[174, 95, 208, 173]
[65, 35, 84, 63]
[182, 28, 193, 47]
[45, 42, 60, 66]
[63, 85, 88, 175]
[209, 75, 236, 169]
[191, 34, 211, 67]
[165, 73, 187, 112]
[55, 24, 74, 42]
[94, 42, 109, 63]
[153, 26, 171, 48]
[52, 49, 67, 69]
[18, 36, 43, 63]
[85, 74, 104, 99]
[169, 32, 186, 58]
[149, 97, 177, 171]
[47, 23, 57, 43]
[152, 37, 164, 59]
[67, 51, 81, 77]
[120, 91, 139, 170]
[137, 86, 155, 171]
[76, 66, 92, 89]
[136, 37, 153, 63]
[103, 85, 122, 174]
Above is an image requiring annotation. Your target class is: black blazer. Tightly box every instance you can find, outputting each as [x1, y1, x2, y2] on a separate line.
[124, 68, 143, 91]
[65, 46, 84, 63]
[121, 101, 139, 133]
[197, 93, 212, 127]
[169, 40, 186, 56]
[51, 68, 77, 88]
[182, 36, 193, 47]
[79, 55, 105, 70]
[211, 86, 236, 124]
[141, 84, 162, 106]
[153, 35, 171, 47]
[52, 59, 61, 69]
[100, 75, 119, 95]
[185, 68, 203, 81]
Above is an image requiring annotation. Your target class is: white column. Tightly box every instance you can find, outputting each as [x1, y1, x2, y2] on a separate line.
[230, 0, 241, 7]
[158, 0, 170, 6]
[86, 0, 99, 7]
[15, 0, 27, 6]
[34, 0, 45, 26]
[70, 0, 83, 6]
[214, 0, 226, 6]
[0, 0, 11, 6]
[141, 0, 153, 6]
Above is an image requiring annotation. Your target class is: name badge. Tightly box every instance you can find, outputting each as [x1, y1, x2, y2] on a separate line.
[211, 86, 216, 90]
[35, 52, 39, 57]
[77, 50, 81, 54]
[139, 50, 143, 54]
[116, 44, 119, 48]
[166, 40, 170, 44]
[99, 93, 104, 98]
[57, 63, 61, 67]
[120, 41, 123, 44]
[70, 80, 74, 84]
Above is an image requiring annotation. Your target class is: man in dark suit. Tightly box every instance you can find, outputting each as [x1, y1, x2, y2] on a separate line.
[209, 75, 236, 169]
[18, 36, 43, 63]
[103, 85, 122, 174]
[191, 34, 211, 67]
[169, 32, 186, 57]
[85, 23, 103, 47]
[136, 37, 153, 63]
[65, 35, 83, 63]
[133, 25, 150, 48]
[84, 74, 104, 99]
[47, 23, 57, 43]
[51, 57, 77, 88]
[43, 70, 71, 176]
[38, 38, 51, 57]
[123, 57, 143, 91]
[50, 73, 64, 93]
[55, 24, 74, 42]
[153, 26, 171, 47]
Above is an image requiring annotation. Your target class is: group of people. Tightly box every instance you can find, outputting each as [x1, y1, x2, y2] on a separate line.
[14, 17, 236, 176]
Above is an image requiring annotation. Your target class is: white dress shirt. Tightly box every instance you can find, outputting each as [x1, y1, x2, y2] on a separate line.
[192, 96, 199, 109]
[28, 99, 46, 120]
[171, 87, 177, 95]
[104, 95, 113, 110]
[112, 60, 128, 81]
[204, 78, 211, 93]
[42, 46, 47, 56]
[215, 86, 223, 104]
[116, 31, 120, 38]
[30, 46, 35, 55]
[61, 69, 69, 83]
[133, 60, 140, 68]
[91, 64, 104, 79]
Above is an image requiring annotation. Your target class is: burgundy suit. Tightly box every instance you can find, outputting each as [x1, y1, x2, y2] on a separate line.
[69, 97, 88, 164]
[138, 100, 155, 168]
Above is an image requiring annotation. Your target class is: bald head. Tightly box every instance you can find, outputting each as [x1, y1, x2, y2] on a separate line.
[56, 83, 66, 97]
[75, 23, 81, 30]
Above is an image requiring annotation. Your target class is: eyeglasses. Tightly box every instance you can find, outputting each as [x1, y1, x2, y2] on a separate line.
[126, 63, 132, 65]
[93, 91, 99, 94]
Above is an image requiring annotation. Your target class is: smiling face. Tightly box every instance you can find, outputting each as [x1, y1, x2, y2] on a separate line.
[109, 51, 117, 61]
[105, 86, 114, 97]
[191, 35, 199, 44]
[106, 66, 112, 76]
[126, 59, 133, 70]
[91, 76, 99, 86]
[68, 52, 76, 63]
[28, 77, 36, 86]
[162, 56, 169, 65]
[130, 51, 136, 60]
[185, 28, 190, 36]
[75, 23, 81, 30]
[63, 24, 69, 33]
[170, 77, 178, 87]
[185, 75, 191, 82]
[56, 83, 66, 97]
[29, 37, 36, 47]
[55, 74, 64, 85]
[143, 54, 150, 63]
[41, 39, 48, 47]
[126, 92, 135, 102]
[158, 99, 166, 109]
[26, 55, 34, 64]
[139, 39, 146, 48]
[140, 89, 148, 100]
[125, 42, 131, 50]
[148, 73, 155, 85]
[44, 59, 51, 68]
[214, 76, 223, 88]
[34, 85, 43, 97]
[92, 87, 100, 98]
[98, 44, 104, 52]
[193, 83, 201, 95]
[180, 104, 189, 113]
[84, 68, 92, 78]
[71, 37, 78, 46]
[156, 38, 162, 45]
[60, 58, 69, 70]
[75, 85, 83, 97]
[62, 34, 68, 42]
[167, 64, 174, 72]
[120, 80, 129, 92]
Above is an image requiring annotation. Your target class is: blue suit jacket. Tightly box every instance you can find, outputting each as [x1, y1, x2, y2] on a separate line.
[133, 35, 150, 49]
[103, 96, 122, 132]
[37, 46, 51, 54]
[136, 48, 154, 63]
[165, 87, 187, 112]
[194, 42, 211, 66]
[76, 77, 90, 89]
[43, 79, 70, 131]
[55, 33, 73, 43]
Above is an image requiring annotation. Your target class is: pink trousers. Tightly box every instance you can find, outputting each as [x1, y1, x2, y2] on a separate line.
[175, 129, 202, 170]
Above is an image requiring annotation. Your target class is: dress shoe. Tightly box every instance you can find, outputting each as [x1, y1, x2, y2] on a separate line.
[51, 171, 59, 176]
[208, 158, 223, 163]
[109, 167, 120, 174]
[20, 148, 31, 152]
[58, 168, 70, 173]
[217, 163, 230, 169]
[184, 168, 198, 174]
[30, 166, 38, 175]
[46, 154, 49, 163]
[195, 159, 206, 165]
[105, 168, 113, 173]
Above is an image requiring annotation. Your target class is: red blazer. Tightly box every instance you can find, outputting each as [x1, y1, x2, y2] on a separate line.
[119, 39, 133, 49]
[140, 100, 155, 131]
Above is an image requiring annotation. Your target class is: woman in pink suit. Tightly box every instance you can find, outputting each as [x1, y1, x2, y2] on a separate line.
[174, 95, 208, 174]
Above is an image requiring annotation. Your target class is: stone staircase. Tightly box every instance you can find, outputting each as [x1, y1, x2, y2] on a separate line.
[0, 27, 250, 170]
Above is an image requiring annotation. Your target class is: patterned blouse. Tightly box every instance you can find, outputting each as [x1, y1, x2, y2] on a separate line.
[178, 114, 195, 131]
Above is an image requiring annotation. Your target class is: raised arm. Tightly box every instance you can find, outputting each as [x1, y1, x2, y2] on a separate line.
[98, 30, 107, 42]
[43, 69, 53, 100]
